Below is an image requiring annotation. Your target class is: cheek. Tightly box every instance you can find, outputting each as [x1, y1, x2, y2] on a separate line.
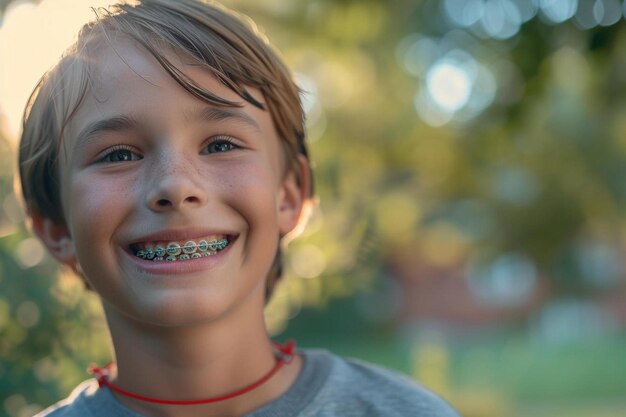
[65, 174, 141, 307]
[221, 160, 281, 221]
[66, 174, 134, 261]
[71, 176, 121, 220]
[220, 160, 281, 267]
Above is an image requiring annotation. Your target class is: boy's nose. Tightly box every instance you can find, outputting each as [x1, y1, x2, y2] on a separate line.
[145, 163, 208, 212]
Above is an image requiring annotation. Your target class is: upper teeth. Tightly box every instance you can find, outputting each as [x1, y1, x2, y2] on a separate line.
[135, 238, 229, 261]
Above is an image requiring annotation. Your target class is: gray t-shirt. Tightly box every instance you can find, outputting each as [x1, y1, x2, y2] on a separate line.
[36, 349, 460, 416]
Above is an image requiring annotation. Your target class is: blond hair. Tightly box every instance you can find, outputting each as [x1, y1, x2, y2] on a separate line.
[19, 0, 312, 299]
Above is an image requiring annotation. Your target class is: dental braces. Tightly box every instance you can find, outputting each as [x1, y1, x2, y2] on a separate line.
[135, 238, 229, 262]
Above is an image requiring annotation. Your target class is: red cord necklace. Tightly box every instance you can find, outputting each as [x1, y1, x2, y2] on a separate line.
[88, 340, 296, 405]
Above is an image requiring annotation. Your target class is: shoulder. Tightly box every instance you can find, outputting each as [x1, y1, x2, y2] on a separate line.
[300, 349, 460, 417]
[34, 380, 116, 417]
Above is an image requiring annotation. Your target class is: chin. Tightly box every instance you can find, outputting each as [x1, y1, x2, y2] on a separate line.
[128, 290, 244, 328]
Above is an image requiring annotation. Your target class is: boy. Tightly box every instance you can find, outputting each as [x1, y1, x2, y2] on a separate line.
[18, 0, 460, 416]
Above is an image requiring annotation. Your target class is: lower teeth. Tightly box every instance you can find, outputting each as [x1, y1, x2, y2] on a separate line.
[136, 239, 229, 261]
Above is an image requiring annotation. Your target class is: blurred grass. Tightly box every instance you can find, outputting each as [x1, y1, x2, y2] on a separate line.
[280, 295, 626, 417]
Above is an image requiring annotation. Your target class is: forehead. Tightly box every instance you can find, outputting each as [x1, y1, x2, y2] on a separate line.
[65, 37, 275, 148]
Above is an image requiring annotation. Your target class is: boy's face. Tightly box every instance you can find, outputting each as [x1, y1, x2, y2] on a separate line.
[41, 38, 304, 326]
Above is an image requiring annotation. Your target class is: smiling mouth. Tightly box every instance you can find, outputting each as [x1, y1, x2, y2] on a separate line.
[130, 236, 232, 262]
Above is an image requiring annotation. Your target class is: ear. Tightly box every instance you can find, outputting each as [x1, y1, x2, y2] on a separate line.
[278, 154, 312, 239]
[30, 212, 76, 266]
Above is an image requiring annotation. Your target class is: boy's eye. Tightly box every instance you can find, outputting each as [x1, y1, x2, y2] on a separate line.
[97, 147, 142, 163]
[204, 137, 239, 154]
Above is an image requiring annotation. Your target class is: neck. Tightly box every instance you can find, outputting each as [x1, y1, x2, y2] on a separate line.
[100, 299, 302, 417]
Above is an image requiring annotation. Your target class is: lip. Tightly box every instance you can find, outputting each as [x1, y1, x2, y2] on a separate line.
[122, 234, 238, 275]
[127, 228, 238, 247]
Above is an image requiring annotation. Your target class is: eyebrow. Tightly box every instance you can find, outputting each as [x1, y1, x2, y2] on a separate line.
[186, 106, 261, 132]
[75, 106, 262, 149]
[75, 115, 141, 150]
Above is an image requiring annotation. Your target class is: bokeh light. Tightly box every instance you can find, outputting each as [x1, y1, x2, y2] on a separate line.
[33, 357, 57, 383]
[592, 0, 623, 26]
[466, 252, 538, 307]
[413, 48, 497, 125]
[532, 299, 619, 344]
[14, 237, 46, 268]
[441, 0, 539, 38]
[480, 0, 523, 39]
[426, 59, 472, 112]
[489, 167, 541, 206]
[575, 240, 622, 288]
[289, 244, 327, 279]
[539, 0, 579, 23]
[16, 300, 40, 328]
[397, 35, 439, 77]
[442, 0, 486, 28]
